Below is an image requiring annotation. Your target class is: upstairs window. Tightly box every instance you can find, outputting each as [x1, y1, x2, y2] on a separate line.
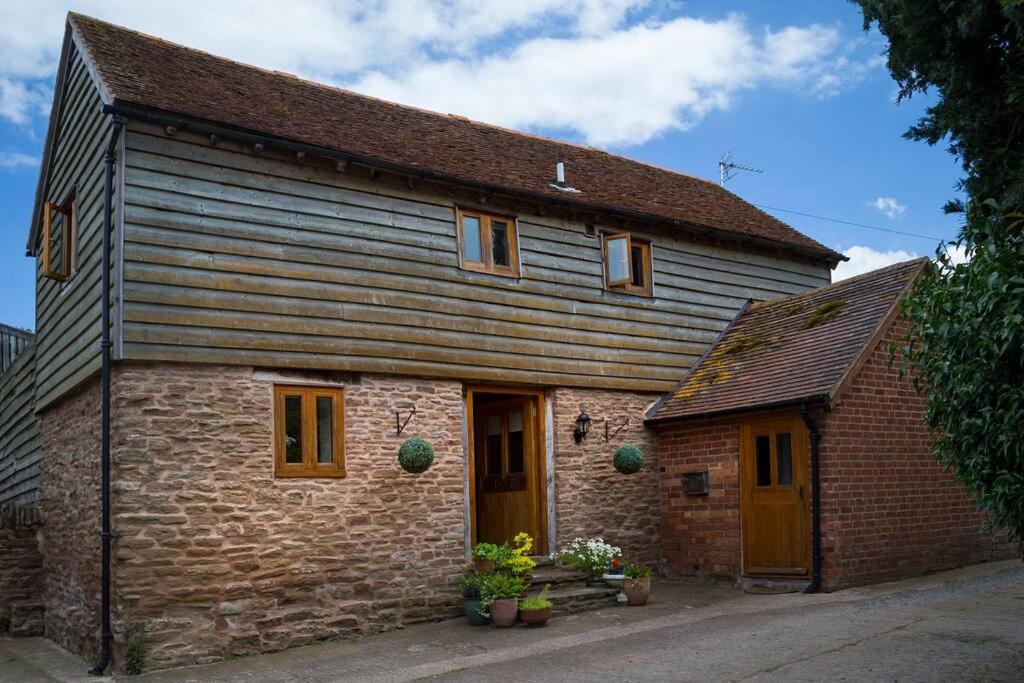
[457, 207, 520, 277]
[273, 385, 346, 478]
[43, 190, 76, 282]
[602, 232, 652, 297]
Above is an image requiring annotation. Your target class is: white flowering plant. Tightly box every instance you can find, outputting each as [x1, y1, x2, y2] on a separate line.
[552, 537, 621, 579]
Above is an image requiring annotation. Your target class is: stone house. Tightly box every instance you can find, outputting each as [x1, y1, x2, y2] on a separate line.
[0, 12, 1011, 674]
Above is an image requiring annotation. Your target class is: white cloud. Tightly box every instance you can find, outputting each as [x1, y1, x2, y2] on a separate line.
[834, 244, 968, 281]
[0, 2, 880, 145]
[0, 151, 38, 169]
[866, 196, 907, 219]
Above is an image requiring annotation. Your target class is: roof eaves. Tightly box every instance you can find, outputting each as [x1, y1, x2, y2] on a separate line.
[645, 393, 831, 426]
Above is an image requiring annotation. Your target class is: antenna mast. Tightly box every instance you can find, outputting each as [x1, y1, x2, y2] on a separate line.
[718, 149, 765, 186]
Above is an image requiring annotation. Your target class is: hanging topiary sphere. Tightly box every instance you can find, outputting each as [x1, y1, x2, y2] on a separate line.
[398, 438, 435, 473]
[613, 444, 644, 475]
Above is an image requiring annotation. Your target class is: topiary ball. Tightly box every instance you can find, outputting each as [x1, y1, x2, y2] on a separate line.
[398, 438, 435, 473]
[613, 444, 644, 475]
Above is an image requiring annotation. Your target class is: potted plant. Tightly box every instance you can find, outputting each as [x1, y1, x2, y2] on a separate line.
[496, 532, 538, 592]
[622, 562, 653, 606]
[552, 537, 622, 586]
[609, 557, 624, 576]
[460, 573, 490, 626]
[518, 585, 553, 628]
[478, 573, 526, 628]
[473, 543, 500, 575]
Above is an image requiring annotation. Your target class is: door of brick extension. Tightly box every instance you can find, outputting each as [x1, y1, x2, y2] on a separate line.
[739, 414, 810, 577]
[466, 387, 548, 553]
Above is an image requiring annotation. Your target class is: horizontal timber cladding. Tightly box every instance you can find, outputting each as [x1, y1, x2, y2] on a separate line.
[121, 123, 831, 392]
[0, 344, 41, 506]
[33, 42, 115, 411]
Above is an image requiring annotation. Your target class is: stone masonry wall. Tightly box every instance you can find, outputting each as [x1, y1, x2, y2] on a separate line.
[657, 419, 741, 578]
[38, 376, 102, 657]
[817, 319, 1016, 590]
[550, 388, 661, 564]
[111, 364, 467, 669]
[0, 502, 44, 636]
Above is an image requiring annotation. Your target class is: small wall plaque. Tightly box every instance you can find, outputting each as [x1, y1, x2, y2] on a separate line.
[682, 470, 709, 496]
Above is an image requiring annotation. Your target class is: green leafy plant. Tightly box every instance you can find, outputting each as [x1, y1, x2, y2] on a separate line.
[553, 537, 621, 579]
[624, 561, 652, 579]
[460, 572, 482, 599]
[122, 622, 148, 676]
[398, 438, 435, 473]
[472, 542, 501, 560]
[519, 584, 552, 611]
[613, 444, 644, 475]
[477, 573, 526, 616]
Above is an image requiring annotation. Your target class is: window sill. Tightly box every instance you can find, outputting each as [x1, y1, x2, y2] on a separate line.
[274, 469, 348, 479]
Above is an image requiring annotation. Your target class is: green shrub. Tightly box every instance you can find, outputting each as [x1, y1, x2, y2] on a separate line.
[624, 561, 652, 579]
[460, 572, 483, 599]
[123, 622, 148, 675]
[398, 438, 434, 473]
[472, 542, 501, 560]
[613, 444, 644, 474]
[477, 573, 526, 616]
[519, 584, 552, 611]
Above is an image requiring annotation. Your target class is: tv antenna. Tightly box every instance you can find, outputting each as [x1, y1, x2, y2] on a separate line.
[719, 149, 764, 186]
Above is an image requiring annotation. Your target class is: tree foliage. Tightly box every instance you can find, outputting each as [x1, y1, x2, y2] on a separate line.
[854, 0, 1024, 548]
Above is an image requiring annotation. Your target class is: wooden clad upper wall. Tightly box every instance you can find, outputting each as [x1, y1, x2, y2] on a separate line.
[33, 43, 114, 411]
[121, 123, 830, 392]
[0, 343, 41, 507]
[0, 326, 32, 376]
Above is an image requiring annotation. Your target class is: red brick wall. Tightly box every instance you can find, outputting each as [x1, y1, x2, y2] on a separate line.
[550, 388, 661, 564]
[658, 419, 741, 578]
[817, 319, 1015, 589]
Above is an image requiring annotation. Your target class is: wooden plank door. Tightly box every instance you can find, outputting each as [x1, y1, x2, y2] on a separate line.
[740, 415, 809, 576]
[473, 395, 544, 548]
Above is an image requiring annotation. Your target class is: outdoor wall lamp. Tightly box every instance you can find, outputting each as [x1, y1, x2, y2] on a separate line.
[573, 410, 591, 444]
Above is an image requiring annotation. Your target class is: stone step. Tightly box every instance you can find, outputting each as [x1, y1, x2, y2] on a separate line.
[541, 585, 620, 616]
[528, 564, 587, 589]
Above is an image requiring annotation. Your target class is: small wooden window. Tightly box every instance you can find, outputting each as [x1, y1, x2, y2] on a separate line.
[457, 207, 520, 277]
[43, 191, 76, 282]
[273, 385, 345, 477]
[602, 232, 652, 297]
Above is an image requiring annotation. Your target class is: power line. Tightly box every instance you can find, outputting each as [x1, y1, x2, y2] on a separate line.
[754, 204, 946, 242]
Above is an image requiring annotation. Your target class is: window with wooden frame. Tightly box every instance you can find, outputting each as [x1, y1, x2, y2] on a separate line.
[43, 190, 76, 282]
[456, 207, 520, 277]
[602, 232, 653, 296]
[273, 385, 346, 477]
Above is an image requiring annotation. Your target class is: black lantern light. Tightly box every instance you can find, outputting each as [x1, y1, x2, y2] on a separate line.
[573, 410, 591, 444]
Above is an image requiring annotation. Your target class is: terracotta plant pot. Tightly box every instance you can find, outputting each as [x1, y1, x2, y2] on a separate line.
[519, 607, 552, 628]
[489, 598, 519, 628]
[473, 558, 495, 575]
[623, 577, 651, 606]
[463, 599, 490, 626]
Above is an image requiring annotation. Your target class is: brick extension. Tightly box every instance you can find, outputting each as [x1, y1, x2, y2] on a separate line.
[658, 318, 1016, 589]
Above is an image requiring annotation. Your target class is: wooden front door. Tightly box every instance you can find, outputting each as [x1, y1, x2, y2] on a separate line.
[740, 415, 810, 576]
[469, 389, 547, 552]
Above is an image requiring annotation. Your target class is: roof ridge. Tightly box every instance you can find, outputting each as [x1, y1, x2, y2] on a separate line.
[65, 13, 725, 192]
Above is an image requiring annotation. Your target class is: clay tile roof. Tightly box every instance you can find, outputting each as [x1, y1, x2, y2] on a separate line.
[66, 13, 842, 262]
[646, 258, 929, 423]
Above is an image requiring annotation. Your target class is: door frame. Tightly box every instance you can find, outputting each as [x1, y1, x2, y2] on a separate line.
[739, 412, 811, 578]
[465, 385, 549, 555]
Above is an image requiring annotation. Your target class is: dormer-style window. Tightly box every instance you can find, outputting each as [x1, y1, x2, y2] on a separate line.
[603, 232, 653, 297]
[456, 207, 520, 278]
[43, 190, 76, 282]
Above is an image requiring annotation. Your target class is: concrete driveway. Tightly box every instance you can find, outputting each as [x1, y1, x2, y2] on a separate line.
[2, 560, 1022, 682]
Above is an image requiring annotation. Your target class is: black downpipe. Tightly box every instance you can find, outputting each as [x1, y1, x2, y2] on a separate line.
[800, 402, 822, 593]
[90, 119, 123, 677]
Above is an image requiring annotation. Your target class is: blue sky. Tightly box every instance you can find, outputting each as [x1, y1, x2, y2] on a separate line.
[0, 1, 965, 331]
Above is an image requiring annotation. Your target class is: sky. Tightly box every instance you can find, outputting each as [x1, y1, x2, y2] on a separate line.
[0, 0, 968, 331]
